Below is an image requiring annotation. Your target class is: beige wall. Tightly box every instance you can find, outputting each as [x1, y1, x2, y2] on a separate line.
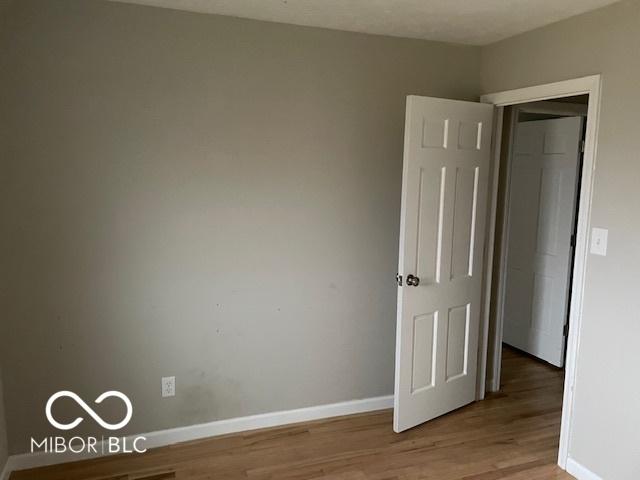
[482, 0, 640, 478]
[0, 0, 480, 453]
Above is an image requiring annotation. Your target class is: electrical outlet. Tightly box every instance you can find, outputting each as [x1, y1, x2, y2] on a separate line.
[162, 376, 175, 398]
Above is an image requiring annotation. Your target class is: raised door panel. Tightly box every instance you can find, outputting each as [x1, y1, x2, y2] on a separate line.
[450, 167, 480, 280]
[415, 167, 446, 285]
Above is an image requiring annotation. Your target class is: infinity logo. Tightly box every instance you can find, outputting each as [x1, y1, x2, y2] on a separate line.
[45, 391, 133, 431]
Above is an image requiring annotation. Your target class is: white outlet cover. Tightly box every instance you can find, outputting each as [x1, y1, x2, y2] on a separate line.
[590, 227, 608, 256]
[162, 376, 175, 397]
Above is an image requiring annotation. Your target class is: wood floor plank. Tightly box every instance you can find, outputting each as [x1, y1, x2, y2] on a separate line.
[10, 347, 574, 480]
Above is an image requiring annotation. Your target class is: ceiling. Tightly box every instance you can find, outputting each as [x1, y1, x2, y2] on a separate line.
[110, 0, 620, 45]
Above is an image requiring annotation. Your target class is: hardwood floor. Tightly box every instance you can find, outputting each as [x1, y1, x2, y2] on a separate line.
[11, 347, 573, 480]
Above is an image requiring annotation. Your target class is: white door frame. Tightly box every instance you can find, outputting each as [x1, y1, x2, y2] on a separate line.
[477, 75, 602, 469]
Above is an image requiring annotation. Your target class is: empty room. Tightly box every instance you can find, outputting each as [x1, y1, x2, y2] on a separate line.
[0, 1, 639, 479]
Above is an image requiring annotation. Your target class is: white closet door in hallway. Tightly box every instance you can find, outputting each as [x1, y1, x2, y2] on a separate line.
[502, 116, 584, 367]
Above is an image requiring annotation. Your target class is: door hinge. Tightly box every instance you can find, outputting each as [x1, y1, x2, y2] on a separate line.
[563, 323, 570, 337]
[396, 274, 403, 286]
[580, 139, 586, 153]
[570, 233, 576, 247]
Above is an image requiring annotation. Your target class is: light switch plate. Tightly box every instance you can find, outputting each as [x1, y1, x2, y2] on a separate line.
[590, 227, 608, 256]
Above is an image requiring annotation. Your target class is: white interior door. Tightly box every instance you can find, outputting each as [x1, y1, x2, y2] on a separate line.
[502, 116, 583, 367]
[394, 96, 494, 433]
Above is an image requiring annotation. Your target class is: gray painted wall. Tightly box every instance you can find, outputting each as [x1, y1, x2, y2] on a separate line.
[482, 0, 640, 478]
[0, 0, 480, 453]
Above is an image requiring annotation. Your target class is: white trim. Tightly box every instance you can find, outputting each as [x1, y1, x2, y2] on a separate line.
[487, 104, 518, 393]
[566, 457, 604, 480]
[479, 74, 602, 470]
[476, 106, 503, 401]
[2, 395, 393, 475]
[481, 75, 600, 106]
[0, 459, 11, 480]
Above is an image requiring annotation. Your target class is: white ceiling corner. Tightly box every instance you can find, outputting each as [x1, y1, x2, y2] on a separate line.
[109, 0, 621, 46]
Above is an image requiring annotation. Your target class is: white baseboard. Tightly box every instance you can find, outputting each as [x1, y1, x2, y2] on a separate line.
[4, 394, 393, 476]
[487, 376, 500, 393]
[0, 459, 11, 480]
[566, 457, 603, 480]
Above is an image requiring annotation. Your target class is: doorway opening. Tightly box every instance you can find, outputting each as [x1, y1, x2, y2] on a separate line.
[491, 95, 588, 374]
[479, 76, 601, 472]
[484, 94, 589, 472]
